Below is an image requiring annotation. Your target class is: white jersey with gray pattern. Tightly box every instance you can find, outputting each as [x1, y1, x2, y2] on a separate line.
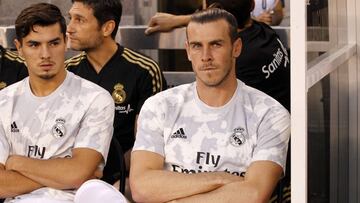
[133, 80, 290, 177]
[0, 71, 114, 202]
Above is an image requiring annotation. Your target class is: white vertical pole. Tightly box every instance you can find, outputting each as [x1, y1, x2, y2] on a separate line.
[290, 0, 307, 202]
[347, 0, 358, 201]
[348, 0, 360, 202]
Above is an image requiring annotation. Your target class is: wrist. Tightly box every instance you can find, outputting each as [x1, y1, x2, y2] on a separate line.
[177, 15, 191, 27]
[6, 155, 22, 171]
[211, 172, 232, 186]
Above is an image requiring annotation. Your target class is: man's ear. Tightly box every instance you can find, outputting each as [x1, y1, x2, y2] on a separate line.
[185, 41, 192, 61]
[14, 39, 23, 57]
[102, 20, 116, 37]
[232, 38, 242, 58]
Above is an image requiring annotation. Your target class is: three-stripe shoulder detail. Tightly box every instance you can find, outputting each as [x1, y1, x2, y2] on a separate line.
[122, 48, 163, 93]
[3, 50, 25, 64]
[65, 52, 87, 69]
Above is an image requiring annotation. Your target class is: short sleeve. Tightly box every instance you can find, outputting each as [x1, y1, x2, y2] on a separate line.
[135, 60, 167, 114]
[0, 120, 10, 165]
[74, 92, 115, 164]
[132, 97, 166, 157]
[136, 72, 153, 114]
[252, 106, 290, 173]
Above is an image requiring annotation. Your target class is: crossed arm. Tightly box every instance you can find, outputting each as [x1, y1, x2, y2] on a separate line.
[0, 148, 102, 198]
[130, 150, 282, 203]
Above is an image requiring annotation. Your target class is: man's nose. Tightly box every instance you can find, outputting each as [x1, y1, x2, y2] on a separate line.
[40, 46, 51, 59]
[67, 20, 75, 34]
[201, 46, 213, 62]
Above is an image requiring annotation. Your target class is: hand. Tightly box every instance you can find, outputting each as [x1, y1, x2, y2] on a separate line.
[145, 13, 183, 35]
[90, 168, 103, 179]
[5, 155, 22, 171]
[217, 172, 244, 185]
[255, 10, 273, 25]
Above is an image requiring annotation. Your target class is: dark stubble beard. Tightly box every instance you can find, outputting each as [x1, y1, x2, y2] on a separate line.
[76, 34, 104, 53]
[39, 72, 56, 80]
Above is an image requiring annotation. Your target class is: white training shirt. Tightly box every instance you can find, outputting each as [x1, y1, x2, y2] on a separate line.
[133, 80, 290, 176]
[0, 71, 114, 202]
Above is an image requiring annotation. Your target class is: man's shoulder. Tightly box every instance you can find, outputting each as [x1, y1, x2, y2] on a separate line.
[121, 47, 160, 71]
[65, 52, 87, 70]
[68, 72, 105, 91]
[239, 81, 289, 113]
[120, 46, 165, 92]
[121, 47, 157, 63]
[66, 72, 113, 106]
[144, 83, 193, 105]
[241, 21, 279, 45]
[1, 49, 26, 66]
[0, 79, 24, 93]
[0, 80, 25, 105]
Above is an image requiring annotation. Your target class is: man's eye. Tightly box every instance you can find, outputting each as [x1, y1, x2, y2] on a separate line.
[192, 44, 201, 49]
[212, 43, 221, 48]
[29, 43, 38, 48]
[75, 18, 84, 23]
[50, 41, 60, 46]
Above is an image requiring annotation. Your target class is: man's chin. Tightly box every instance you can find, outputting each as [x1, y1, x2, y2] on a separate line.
[39, 73, 55, 80]
[69, 45, 83, 51]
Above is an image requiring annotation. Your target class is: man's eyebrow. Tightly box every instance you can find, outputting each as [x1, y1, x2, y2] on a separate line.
[209, 39, 224, 44]
[188, 41, 201, 45]
[25, 40, 39, 45]
[68, 12, 85, 19]
[188, 39, 224, 45]
[25, 37, 61, 45]
[48, 37, 61, 43]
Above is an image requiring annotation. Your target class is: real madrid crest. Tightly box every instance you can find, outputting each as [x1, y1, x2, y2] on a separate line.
[52, 118, 66, 138]
[0, 81, 7, 90]
[112, 83, 126, 104]
[229, 127, 247, 147]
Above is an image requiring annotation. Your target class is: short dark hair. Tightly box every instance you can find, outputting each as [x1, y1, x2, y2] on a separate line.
[188, 8, 239, 43]
[71, 0, 122, 39]
[15, 3, 67, 43]
[206, 0, 254, 29]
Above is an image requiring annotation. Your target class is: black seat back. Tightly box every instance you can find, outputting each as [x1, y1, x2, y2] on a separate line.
[101, 137, 127, 194]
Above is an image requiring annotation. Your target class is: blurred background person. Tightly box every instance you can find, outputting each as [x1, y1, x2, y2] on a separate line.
[252, 0, 284, 26]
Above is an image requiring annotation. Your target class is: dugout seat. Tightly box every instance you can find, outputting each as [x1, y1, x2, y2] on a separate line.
[101, 137, 127, 194]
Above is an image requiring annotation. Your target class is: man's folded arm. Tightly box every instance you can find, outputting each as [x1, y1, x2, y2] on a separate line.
[0, 163, 43, 198]
[171, 160, 283, 203]
[5, 148, 103, 190]
[129, 150, 243, 203]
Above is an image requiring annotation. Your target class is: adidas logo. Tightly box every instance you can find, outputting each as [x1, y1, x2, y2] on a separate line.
[11, 121, 19, 133]
[170, 128, 187, 139]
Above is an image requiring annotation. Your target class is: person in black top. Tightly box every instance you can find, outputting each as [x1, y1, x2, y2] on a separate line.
[236, 20, 290, 111]
[0, 45, 28, 91]
[65, 0, 167, 185]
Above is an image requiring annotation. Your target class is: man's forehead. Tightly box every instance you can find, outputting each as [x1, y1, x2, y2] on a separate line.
[23, 24, 63, 42]
[188, 18, 228, 27]
[187, 20, 230, 39]
[69, 2, 94, 16]
[188, 19, 229, 31]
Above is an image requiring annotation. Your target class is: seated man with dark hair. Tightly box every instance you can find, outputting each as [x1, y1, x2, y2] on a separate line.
[130, 8, 290, 203]
[0, 3, 126, 203]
